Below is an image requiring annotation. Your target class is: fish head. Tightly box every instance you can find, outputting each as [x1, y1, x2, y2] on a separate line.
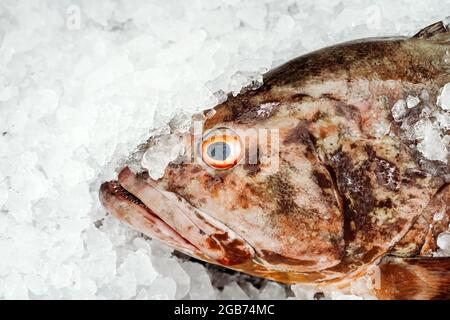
[101, 19, 450, 286]
[100, 96, 345, 281]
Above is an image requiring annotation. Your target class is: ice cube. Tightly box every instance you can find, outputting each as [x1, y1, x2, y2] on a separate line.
[435, 110, 450, 131]
[433, 210, 445, 222]
[444, 16, 450, 30]
[391, 99, 407, 122]
[414, 119, 449, 163]
[141, 134, 186, 179]
[437, 83, 450, 111]
[119, 249, 157, 286]
[152, 256, 190, 299]
[146, 276, 177, 300]
[181, 261, 216, 299]
[0, 272, 29, 299]
[107, 272, 137, 299]
[0, 85, 19, 102]
[218, 282, 249, 300]
[83, 54, 134, 96]
[237, 4, 267, 30]
[24, 273, 47, 296]
[437, 231, 450, 252]
[258, 282, 287, 299]
[406, 95, 420, 109]
[291, 284, 318, 300]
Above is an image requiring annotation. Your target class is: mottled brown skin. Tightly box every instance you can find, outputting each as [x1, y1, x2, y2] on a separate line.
[100, 22, 450, 298]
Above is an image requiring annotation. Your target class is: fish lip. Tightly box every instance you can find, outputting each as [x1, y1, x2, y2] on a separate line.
[100, 168, 255, 266]
[99, 180, 202, 257]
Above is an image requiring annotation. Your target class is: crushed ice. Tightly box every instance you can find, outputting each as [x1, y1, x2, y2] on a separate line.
[1, 0, 450, 300]
[393, 86, 450, 164]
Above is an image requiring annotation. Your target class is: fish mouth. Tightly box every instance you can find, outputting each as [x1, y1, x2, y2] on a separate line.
[99, 167, 255, 266]
[99, 180, 200, 256]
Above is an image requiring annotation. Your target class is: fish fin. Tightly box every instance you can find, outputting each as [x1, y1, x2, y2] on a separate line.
[413, 20, 450, 41]
[374, 256, 450, 300]
[391, 183, 450, 257]
[420, 184, 450, 255]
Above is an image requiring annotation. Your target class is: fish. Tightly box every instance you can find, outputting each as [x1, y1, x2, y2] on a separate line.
[99, 20, 450, 299]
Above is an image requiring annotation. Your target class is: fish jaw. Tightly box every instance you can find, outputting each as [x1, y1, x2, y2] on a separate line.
[100, 167, 256, 266]
[100, 165, 346, 281]
[99, 169, 342, 284]
[99, 177, 350, 285]
[99, 180, 202, 257]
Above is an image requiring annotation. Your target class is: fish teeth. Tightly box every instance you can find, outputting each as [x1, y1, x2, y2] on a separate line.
[110, 181, 147, 208]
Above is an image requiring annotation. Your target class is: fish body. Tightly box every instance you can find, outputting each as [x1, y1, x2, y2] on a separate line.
[100, 21, 450, 299]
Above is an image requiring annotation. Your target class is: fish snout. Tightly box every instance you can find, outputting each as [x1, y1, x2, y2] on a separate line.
[100, 167, 255, 266]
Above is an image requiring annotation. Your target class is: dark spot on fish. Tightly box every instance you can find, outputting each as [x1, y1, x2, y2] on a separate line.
[267, 172, 302, 216]
[261, 250, 316, 266]
[206, 89, 283, 126]
[289, 93, 312, 102]
[330, 149, 375, 232]
[308, 130, 317, 146]
[360, 246, 381, 263]
[377, 198, 393, 209]
[235, 193, 251, 209]
[375, 159, 400, 191]
[320, 93, 341, 102]
[203, 174, 225, 197]
[366, 145, 400, 191]
[335, 102, 361, 122]
[219, 241, 252, 265]
[205, 94, 251, 126]
[404, 168, 428, 180]
[212, 233, 252, 266]
[166, 173, 197, 204]
[213, 232, 229, 242]
[238, 102, 279, 122]
[402, 168, 429, 187]
[311, 111, 323, 122]
[342, 200, 357, 242]
[312, 170, 332, 189]
[284, 122, 317, 154]
[190, 165, 202, 174]
[206, 237, 221, 250]
[2, 131, 7, 136]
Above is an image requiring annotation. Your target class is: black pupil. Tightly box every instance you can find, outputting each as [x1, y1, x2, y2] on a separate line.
[207, 142, 230, 161]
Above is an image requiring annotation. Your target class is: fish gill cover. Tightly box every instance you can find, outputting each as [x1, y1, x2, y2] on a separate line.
[0, 0, 449, 300]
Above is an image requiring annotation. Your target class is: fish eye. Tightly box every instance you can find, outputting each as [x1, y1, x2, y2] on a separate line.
[206, 141, 231, 161]
[201, 128, 242, 170]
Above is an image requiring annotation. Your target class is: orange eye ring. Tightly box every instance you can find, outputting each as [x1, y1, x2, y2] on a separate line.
[201, 128, 242, 170]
